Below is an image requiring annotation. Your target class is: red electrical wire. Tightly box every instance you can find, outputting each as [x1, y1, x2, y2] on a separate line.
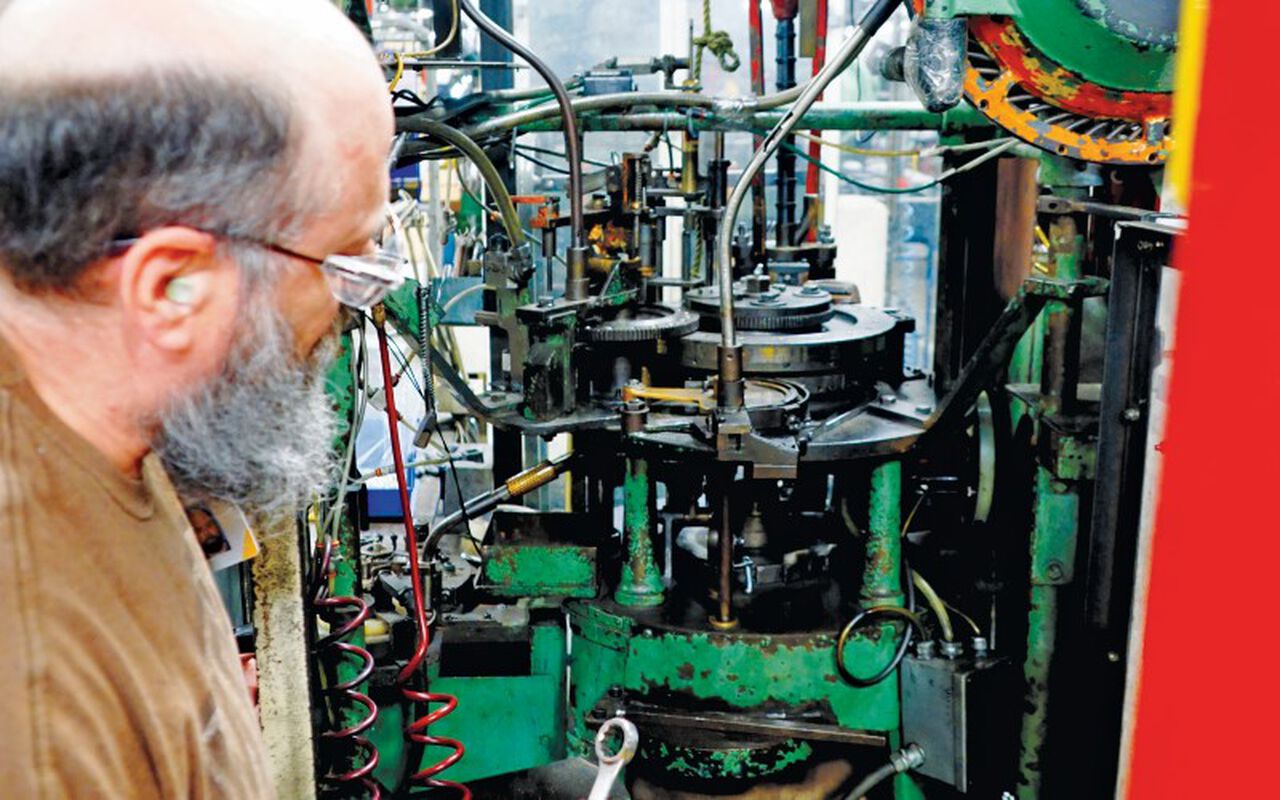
[312, 540, 382, 798]
[374, 320, 470, 798]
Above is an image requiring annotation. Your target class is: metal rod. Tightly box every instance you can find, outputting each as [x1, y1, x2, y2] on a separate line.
[715, 0, 903, 353]
[714, 481, 737, 628]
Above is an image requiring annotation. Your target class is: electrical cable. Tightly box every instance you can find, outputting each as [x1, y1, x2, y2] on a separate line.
[783, 137, 1018, 195]
[910, 569, 954, 642]
[513, 143, 611, 169]
[835, 605, 926, 687]
[457, 0, 585, 251]
[512, 148, 570, 175]
[402, 0, 459, 58]
[372, 307, 469, 798]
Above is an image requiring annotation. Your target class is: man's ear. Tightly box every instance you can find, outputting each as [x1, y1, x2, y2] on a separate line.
[116, 226, 233, 353]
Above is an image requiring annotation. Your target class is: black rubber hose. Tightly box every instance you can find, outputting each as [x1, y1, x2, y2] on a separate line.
[395, 117, 526, 248]
[458, 0, 584, 250]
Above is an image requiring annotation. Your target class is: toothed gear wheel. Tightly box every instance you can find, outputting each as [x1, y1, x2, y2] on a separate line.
[686, 284, 834, 332]
[585, 304, 700, 343]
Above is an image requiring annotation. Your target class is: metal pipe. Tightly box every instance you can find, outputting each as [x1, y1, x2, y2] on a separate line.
[458, 76, 819, 142]
[479, 101, 987, 135]
[716, 0, 903, 354]
[396, 117, 527, 248]
[458, 0, 585, 250]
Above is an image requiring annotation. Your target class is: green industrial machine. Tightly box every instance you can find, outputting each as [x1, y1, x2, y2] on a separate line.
[301, 0, 1181, 797]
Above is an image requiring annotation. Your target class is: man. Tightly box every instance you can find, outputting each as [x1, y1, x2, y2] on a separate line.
[0, 0, 394, 796]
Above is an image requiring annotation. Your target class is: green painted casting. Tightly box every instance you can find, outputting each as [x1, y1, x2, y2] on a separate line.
[368, 621, 568, 787]
[864, 460, 904, 606]
[644, 738, 814, 781]
[616, 456, 665, 607]
[565, 602, 903, 765]
[482, 543, 597, 598]
[1010, 0, 1175, 92]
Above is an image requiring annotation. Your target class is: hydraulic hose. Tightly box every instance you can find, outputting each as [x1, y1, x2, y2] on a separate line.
[845, 763, 896, 800]
[844, 744, 925, 800]
[423, 451, 574, 554]
[371, 306, 470, 798]
[457, 0, 584, 252]
[396, 117, 526, 249]
[715, 0, 902, 351]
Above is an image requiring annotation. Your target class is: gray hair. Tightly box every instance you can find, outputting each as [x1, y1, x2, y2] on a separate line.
[0, 69, 305, 291]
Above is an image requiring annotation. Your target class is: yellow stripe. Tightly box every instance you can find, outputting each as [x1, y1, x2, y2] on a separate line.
[1167, 0, 1211, 210]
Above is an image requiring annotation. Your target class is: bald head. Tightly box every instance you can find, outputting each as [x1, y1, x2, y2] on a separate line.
[0, 0, 393, 291]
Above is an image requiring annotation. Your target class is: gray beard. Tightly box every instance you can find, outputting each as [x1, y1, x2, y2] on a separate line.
[150, 298, 340, 519]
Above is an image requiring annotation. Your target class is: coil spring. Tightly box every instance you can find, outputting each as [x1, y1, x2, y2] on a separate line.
[374, 316, 469, 798]
[313, 540, 381, 799]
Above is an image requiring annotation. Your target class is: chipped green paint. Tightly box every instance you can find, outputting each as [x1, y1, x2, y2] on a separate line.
[1018, 582, 1060, 800]
[482, 543, 597, 598]
[616, 456, 664, 607]
[625, 627, 901, 730]
[1010, 0, 1176, 92]
[565, 603, 902, 762]
[646, 738, 814, 781]
[864, 460, 904, 606]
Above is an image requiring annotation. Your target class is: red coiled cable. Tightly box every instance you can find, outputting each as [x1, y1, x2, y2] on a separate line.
[374, 318, 470, 798]
[312, 540, 382, 798]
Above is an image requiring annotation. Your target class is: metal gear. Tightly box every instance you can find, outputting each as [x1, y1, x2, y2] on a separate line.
[585, 304, 700, 343]
[685, 283, 834, 332]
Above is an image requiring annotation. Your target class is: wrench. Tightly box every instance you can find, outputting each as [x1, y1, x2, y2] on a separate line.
[586, 716, 639, 800]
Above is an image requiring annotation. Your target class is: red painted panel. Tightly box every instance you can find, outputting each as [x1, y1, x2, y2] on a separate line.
[1126, 4, 1280, 798]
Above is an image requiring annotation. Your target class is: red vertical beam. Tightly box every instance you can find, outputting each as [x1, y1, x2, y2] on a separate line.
[1125, 3, 1280, 797]
[749, 0, 767, 263]
[804, 0, 828, 241]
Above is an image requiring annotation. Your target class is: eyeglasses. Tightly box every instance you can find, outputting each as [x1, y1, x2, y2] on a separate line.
[110, 209, 410, 310]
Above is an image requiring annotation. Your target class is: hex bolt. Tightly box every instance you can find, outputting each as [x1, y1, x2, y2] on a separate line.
[915, 404, 933, 415]
[879, 393, 897, 404]
[1046, 561, 1065, 581]
[1123, 407, 1141, 422]
[971, 636, 989, 658]
[916, 640, 936, 659]
[940, 640, 963, 659]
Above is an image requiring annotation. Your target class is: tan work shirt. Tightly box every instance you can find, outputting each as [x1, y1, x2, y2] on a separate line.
[0, 336, 273, 798]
